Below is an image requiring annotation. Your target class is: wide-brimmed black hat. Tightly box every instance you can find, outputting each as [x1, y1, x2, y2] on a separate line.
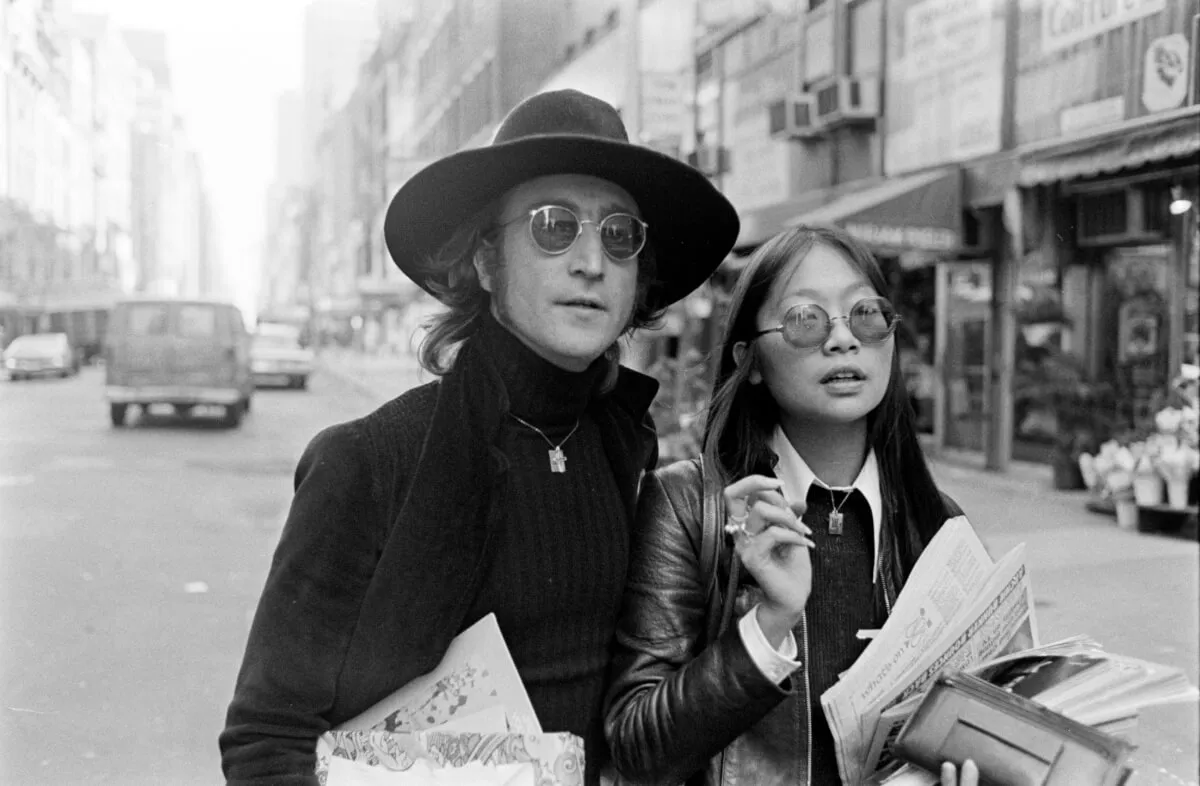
[384, 89, 739, 308]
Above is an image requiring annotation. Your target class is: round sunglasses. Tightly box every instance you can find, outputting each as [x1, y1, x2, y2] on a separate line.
[751, 297, 900, 349]
[496, 205, 649, 261]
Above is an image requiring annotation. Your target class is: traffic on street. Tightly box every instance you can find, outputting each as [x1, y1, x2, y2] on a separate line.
[0, 360, 404, 785]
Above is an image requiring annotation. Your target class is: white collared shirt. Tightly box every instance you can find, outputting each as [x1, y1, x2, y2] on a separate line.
[770, 425, 883, 582]
[738, 427, 885, 683]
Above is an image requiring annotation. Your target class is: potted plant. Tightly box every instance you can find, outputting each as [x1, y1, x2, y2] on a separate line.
[1013, 341, 1120, 490]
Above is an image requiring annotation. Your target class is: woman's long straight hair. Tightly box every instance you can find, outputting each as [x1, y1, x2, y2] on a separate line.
[700, 224, 950, 573]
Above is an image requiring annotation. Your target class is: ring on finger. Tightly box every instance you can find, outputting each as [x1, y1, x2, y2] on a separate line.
[724, 518, 752, 537]
[726, 522, 753, 538]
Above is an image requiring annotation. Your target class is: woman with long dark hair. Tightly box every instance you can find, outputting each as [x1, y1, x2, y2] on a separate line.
[604, 224, 976, 785]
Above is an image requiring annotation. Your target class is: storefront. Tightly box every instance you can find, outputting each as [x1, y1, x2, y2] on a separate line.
[1014, 136, 1199, 467]
[1006, 0, 1200, 479]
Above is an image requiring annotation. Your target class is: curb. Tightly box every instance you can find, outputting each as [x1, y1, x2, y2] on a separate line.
[316, 358, 394, 403]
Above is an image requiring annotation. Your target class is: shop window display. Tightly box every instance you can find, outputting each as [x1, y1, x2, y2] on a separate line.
[1101, 246, 1172, 428]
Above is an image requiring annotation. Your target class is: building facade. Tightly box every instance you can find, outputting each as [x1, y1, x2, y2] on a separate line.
[1, 2, 138, 356]
[680, 0, 1199, 479]
[1004, 0, 1199, 479]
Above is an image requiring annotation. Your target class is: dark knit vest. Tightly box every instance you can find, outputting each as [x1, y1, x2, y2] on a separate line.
[459, 314, 628, 784]
[802, 485, 882, 783]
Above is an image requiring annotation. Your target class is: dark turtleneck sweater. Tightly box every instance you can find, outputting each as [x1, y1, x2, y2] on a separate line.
[460, 314, 629, 781]
[802, 486, 879, 783]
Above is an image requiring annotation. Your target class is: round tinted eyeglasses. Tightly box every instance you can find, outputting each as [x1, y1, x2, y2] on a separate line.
[751, 297, 900, 349]
[496, 205, 649, 262]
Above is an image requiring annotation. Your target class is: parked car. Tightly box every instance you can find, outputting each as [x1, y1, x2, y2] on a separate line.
[3, 332, 80, 380]
[251, 323, 314, 389]
[104, 298, 254, 428]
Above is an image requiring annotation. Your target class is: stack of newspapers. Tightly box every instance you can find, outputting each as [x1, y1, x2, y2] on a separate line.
[314, 614, 584, 786]
[821, 517, 1198, 785]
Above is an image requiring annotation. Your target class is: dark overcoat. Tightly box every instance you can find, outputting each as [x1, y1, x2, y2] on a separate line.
[220, 337, 659, 785]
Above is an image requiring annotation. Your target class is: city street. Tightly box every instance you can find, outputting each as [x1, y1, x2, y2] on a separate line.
[0, 362, 412, 785]
[1, 358, 1197, 784]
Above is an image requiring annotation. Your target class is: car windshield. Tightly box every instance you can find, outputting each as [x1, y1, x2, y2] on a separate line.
[9, 335, 64, 350]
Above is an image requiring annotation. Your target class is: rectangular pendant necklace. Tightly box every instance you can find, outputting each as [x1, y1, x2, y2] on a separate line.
[827, 486, 848, 536]
[509, 413, 579, 474]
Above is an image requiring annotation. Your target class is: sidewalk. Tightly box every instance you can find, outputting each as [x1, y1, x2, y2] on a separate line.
[316, 346, 432, 403]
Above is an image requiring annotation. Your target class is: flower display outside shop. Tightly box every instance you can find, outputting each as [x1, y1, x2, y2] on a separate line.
[1079, 365, 1200, 528]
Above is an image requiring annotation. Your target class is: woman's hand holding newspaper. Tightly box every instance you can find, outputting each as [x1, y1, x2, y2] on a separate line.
[940, 760, 978, 786]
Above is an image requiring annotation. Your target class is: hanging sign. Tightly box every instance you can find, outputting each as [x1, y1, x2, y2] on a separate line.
[1142, 34, 1190, 113]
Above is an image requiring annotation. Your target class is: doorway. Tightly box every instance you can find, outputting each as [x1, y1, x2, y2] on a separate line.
[937, 261, 992, 452]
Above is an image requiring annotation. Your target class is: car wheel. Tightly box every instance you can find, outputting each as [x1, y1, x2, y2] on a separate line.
[242, 396, 251, 414]
[222, 402, 244, 428]
[110, 403, 128, 427]
[296, 376, 308, 390]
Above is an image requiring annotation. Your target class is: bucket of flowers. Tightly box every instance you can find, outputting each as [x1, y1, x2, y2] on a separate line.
[1079, 441, 1139, 529]
[1151, 397, 1199, 509]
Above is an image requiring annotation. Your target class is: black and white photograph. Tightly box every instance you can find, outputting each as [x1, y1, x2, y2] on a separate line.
[1, 0, 1198, 784]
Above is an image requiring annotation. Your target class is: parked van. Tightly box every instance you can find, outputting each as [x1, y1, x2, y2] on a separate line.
[104, 298, 254, 427]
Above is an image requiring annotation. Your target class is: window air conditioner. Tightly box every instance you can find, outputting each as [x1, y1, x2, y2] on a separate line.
[767, 93, 822, 140]
[815, 76, 881, 127]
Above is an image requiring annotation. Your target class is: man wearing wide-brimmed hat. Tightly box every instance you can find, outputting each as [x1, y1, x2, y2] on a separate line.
[220, 89, 739, 784]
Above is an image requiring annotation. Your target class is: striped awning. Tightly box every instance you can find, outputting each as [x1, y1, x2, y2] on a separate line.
[1020, 111, 1200, 186]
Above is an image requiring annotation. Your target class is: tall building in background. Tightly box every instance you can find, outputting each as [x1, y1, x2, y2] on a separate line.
[0, 3, 217, 355]
[127, 33, 174, 297]
[125, 29, 211, 299]
[0, 0, 134, 356]
[75, 14, 141, 296]
[300, 0, 378, 185]
[260, 90, 311, 324]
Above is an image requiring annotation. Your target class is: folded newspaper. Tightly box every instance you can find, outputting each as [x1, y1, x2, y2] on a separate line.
[823, 516, 1199, 786]
[821, 516, 1039, 785]
[315, 613, 585, 786]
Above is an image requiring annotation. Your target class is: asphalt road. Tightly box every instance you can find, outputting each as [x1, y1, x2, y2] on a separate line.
[1, 363, 1196, 784]
[0, 365, 376, 785]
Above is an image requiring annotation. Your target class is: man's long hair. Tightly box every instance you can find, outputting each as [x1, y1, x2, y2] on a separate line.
[700, 224, 949, 574]
[414, 198, 665, 383]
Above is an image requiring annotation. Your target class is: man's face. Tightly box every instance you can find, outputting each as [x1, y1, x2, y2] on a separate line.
[478, 174, 642, 372]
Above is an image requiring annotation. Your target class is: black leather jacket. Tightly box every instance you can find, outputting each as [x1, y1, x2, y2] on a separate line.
[604, 458, 961, 786]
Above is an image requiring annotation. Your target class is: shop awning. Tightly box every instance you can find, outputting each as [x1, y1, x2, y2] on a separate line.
[1019, 110, 1200, 186]
[786, 167, 964, 252]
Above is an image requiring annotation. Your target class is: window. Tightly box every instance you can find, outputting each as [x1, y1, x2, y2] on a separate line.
[804, 13, 834, 84]
[848, 0, 882, 76]
[178, 305, 217, 338]
[127, 304, 169, 336]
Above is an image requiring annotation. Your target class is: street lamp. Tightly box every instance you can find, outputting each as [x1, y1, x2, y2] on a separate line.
[1169, 185, 1193, 216]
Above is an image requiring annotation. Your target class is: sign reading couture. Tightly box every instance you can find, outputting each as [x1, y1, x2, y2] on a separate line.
[1041, 0, 1167, 54]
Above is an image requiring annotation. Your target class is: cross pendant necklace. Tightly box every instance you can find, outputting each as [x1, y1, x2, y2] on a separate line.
[508, 413, 581, 474]
[827, 485, 852, 536]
